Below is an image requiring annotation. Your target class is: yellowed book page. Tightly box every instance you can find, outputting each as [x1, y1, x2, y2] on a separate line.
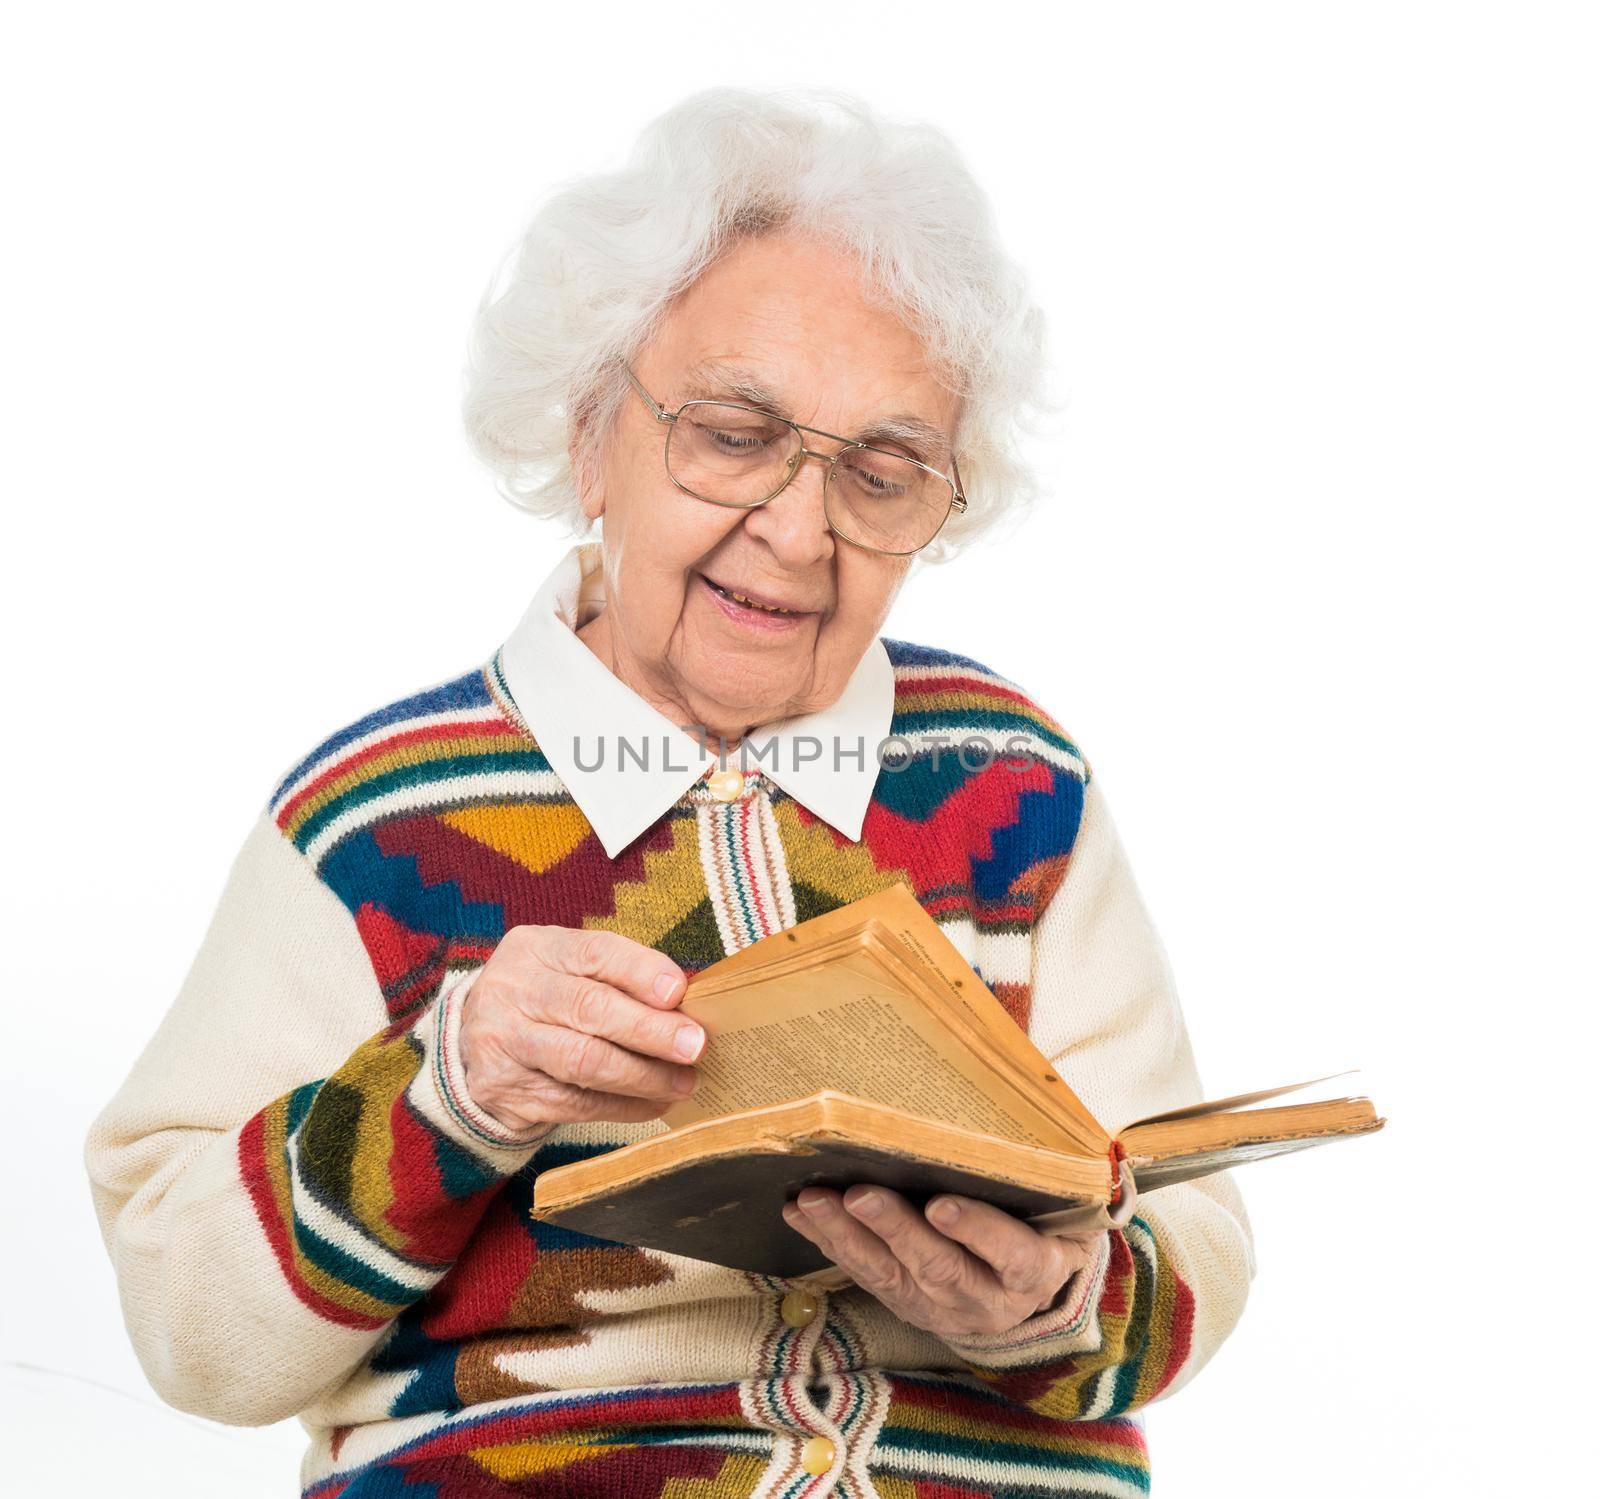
[720, 889, 1098, 1118]
[854, 930, 1105, 1149]
[1119, 1071, 1364, 1129]
[688, 896, 1106, 1151]
[686, 884, 916, 986]
[687, 927, 880, 997]
[690, 886, 965, 1003]
[664, 953, 1080, 1149]
[1117, 1097, 1384, 1163]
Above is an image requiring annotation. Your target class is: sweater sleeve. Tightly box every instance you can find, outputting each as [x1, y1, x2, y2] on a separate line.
[935, 774, 1257, 1417]
[82, 809, 551, 1428]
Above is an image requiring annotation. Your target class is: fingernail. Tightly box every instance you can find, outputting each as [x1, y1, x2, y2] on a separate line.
[849, 1191, 882, 1219]
[673, 1023, 704, 1061]
[798, 1189, 827, 1212]
[673, 1069, 697, 1095]
[928, 1198, 959, 1228]
[782, 1203, 801, 1225]
[653, 971, 682, 1002]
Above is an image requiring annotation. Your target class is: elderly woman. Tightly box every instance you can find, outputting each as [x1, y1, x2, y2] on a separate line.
[86, 90, 1253, 1498]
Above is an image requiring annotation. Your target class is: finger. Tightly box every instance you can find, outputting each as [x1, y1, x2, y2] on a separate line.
[788, 1188, 915, 1298]
[842, 1186, 993, 1302]
[781, 1200, 826, 1244]
[1043, 1229, 1109, 1277]
[514, 1021, 698, 1101]
[526, 972, 706, 1066]
[780, 1203, 846, 1269]
[782, 1200, 872, 1281]
[534, 924, 688, 1009]
[922, 1194, 1065, 1295]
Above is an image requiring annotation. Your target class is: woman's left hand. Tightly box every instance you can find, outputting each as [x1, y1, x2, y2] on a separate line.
[781, 1184, 1106, 1341]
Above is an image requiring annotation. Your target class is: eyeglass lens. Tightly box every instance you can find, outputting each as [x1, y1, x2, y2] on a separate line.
[665, 401, 954, 554]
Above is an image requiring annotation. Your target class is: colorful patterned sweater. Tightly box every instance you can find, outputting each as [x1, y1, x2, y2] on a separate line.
[85, 638, 1255, 1498]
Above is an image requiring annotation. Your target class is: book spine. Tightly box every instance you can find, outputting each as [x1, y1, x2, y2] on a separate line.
[1109, 1138, 1128, 1206]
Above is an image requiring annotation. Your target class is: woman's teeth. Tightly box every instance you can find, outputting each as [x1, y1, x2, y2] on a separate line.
[707, 579, 796, 614]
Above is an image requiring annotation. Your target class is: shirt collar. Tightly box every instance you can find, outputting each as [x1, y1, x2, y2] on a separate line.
[497, 541, 894, 859]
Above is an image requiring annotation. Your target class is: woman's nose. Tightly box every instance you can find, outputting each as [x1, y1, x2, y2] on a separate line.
[741, 447, 836, 566]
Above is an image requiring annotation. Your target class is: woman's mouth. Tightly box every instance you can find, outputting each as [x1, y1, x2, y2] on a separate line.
[698, 573, 812, 630]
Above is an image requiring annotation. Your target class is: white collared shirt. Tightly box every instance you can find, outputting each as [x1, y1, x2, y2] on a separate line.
[497, 541, 895, 859]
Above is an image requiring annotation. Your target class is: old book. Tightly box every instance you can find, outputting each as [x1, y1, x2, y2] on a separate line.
[530, 881, 1386, 1282]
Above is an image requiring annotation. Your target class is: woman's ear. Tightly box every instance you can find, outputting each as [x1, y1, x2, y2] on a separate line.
[572, 425, 601, 527]
[570, 417, 606, 524]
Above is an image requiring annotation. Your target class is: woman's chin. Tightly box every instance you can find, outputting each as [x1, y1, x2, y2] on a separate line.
[678, 593, 821, 709]
[678, 661, 811, 734]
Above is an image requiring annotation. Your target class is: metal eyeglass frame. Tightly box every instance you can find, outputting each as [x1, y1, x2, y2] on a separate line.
[617, 362, 968, 557]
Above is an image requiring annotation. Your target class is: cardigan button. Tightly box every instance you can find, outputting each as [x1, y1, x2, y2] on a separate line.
[780, 1288, 818, 1327]
[706, 768, 745, 802]
[800, 1435, 835, 1475]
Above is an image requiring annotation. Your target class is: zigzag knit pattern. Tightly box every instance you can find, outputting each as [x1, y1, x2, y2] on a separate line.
[241, 637, 1193, 1498]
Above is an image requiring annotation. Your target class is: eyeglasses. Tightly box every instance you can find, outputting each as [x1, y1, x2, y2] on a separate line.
[618, 363, 967, 557]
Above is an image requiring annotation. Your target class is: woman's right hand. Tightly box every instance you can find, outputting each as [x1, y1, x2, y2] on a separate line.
[457, 925, 703, 1134]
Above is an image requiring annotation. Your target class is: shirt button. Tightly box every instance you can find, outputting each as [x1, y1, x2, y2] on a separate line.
[706, 768, 745, 802]
[800, 1435, 835, 1475]
[780, 1288, 818, 1327]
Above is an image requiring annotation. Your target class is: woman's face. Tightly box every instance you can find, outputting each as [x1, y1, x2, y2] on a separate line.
[575, 228, 961, 745]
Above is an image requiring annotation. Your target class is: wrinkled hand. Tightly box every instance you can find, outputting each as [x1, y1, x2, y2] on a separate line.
[782, 1184, 1106, 1341]
[458, 924, 702, 1133]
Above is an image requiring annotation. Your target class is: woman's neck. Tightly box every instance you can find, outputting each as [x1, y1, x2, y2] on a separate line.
[575, 608, 749, 754]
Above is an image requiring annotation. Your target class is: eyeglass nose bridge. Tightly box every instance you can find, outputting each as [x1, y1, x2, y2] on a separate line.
[759, 439, 865, 512]
[778, 439, 860, 487]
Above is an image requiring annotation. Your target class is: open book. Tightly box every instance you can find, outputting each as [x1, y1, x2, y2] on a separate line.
[530, 881, 1385, 1281]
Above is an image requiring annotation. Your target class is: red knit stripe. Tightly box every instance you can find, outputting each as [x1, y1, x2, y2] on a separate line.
[236, 1111, 388, 1331]
[369, 1384, 751, 1464]
[1154, 1277, 1197, 1396]
[885, 1377, 1149, 1447]
[893, 671, 1037, 707]
[276, 715, 517, 828]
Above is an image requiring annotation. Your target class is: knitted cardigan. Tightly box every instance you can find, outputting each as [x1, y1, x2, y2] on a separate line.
[85, 637, 1255, 1498]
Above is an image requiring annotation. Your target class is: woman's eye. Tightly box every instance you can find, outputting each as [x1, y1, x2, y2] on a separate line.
[850, 467, 907, 498]
[708, 428, 766, 451]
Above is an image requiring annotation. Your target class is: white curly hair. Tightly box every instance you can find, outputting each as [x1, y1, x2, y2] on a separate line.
[462, 87, 1054, 564]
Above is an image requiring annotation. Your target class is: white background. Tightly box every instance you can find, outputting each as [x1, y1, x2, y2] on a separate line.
[4, 3, 1595, 1494]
